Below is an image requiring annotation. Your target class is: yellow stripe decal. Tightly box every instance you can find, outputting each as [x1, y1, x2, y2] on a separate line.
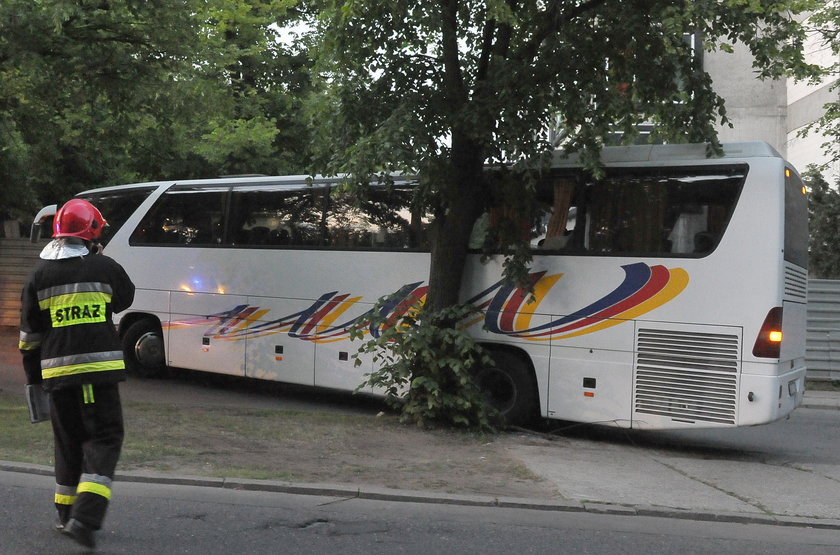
[514, 273, 564, 332]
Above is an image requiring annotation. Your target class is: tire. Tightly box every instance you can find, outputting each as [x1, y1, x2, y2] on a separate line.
[474, 350, 538, 427]
[122, 319, 167, 378]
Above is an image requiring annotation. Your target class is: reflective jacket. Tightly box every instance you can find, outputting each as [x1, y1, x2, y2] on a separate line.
[19, 244, 135, 391]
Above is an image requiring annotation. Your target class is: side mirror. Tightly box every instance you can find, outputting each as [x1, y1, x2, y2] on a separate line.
[30, 204, 57, 243]
[29, 221, 42, 243]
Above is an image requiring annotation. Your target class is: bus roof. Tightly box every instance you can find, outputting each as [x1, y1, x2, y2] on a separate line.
[76, 142, 783, 197]
[551, 141, 784, 167]
[76, 173, 419, 196]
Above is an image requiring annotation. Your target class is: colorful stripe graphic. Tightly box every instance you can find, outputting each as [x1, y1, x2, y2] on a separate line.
[163, 263, 687, 343]
[478, 262, 688, 340]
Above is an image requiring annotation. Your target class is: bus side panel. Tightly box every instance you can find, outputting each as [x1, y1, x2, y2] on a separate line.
[116, 289, 170, 329]
[781, 299, 807, 365]
[315, 338, 371, 392]
[547, 344, 633, 426]
[243, 296, 316, 386]
[169, 291, 247, 376]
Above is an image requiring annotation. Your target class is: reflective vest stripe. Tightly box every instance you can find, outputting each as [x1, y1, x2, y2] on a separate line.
[18, 339, 41, 351]
[42, 359, 125, 380]
[39, 292, 111, 328]
[37, 282, 113, 301]
[41, 351, 125, 380]
[82, 384, 95, 404]
[18, 330, 43, 351]
[39, 291, 112, 310]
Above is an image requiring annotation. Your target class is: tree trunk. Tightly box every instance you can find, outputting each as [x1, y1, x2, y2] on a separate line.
[425, 135, 485, 313]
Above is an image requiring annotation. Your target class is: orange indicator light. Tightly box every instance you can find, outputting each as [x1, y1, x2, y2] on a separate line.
[785, 168, 791, 178]
[584, 391, 595, 398]
[769, 330, 783, 343]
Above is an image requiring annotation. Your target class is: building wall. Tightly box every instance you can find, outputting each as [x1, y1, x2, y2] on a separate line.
[786, 22, 839, 181]
[704, 44, 790, 156]
[705, 19, 838, 182]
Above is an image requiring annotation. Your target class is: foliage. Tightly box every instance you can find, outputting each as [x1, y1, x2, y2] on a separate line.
[0, 0, 315, 218]
[350, 299, 499, 432]
[806, 168, 840, 279]
[312, 0, 825, 310]
[802, 1, 840, 168]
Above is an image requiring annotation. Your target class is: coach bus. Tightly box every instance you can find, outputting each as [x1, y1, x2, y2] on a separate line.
[30, 142, 808, 429]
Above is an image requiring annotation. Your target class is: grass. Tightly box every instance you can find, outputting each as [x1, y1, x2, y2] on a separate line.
[0, 388, 522, 496]
[0, 390, 395, 477]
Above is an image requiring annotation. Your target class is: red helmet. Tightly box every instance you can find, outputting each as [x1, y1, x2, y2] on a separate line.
[53, 199, 108, 240]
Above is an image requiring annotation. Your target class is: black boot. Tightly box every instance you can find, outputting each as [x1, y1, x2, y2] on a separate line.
[55, 505, 71, 531]
[63, 518, 96, 548]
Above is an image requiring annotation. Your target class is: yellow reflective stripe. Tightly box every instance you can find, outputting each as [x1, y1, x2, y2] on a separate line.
[39, 292, 111, 328]
[82, 384, 95, 404]
[19, 331, 43, 351]
[77, 481, 112, 500]
[42, 360, 125, 380]
[38, 291, 111, 310]
[55, 493, 77, 505]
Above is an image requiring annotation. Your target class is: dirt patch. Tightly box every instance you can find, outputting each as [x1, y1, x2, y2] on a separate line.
[0, 323, 561, 501]
[118, 401, 560, 500]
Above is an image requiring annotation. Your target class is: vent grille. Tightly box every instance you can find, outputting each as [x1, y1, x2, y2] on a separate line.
[634, 328, 740, 425]
[784, 263, 807, 301]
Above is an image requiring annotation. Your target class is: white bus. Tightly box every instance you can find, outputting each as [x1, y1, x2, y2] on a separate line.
[31, 142, 808, 429]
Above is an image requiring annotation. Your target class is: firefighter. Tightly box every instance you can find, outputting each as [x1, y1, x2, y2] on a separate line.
[19, 198, 135, 549]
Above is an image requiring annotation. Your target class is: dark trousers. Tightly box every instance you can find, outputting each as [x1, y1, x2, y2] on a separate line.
[50, 382, 124, 530]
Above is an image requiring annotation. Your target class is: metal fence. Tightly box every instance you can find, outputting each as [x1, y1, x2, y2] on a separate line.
[807, 279, 840, 381]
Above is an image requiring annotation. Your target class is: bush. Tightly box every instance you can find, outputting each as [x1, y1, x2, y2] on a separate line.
[350, 299, 500, 432]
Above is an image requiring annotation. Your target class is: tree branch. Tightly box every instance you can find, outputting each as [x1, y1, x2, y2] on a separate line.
[521, 0, 610, 62]
[439, 0, 467, 107]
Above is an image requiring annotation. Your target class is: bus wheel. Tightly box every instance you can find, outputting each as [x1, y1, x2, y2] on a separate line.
[474, 351, 538, 427]
[122, 319, 166, 378]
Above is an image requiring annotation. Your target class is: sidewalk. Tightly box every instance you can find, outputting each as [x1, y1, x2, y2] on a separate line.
[2, 325, 840, 529]
[800, 389, 840, 411]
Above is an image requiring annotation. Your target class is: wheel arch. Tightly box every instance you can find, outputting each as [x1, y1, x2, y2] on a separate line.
[118, 312, 163, 339]
[475, 341, 542, 425]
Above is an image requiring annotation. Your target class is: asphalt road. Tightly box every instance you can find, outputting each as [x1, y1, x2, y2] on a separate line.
[4, 469, 840, 555]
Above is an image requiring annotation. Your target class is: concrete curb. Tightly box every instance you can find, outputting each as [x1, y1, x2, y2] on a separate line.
[4, 459, 840, 530]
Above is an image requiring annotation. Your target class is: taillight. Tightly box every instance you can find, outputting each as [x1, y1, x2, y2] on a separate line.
[752, 307, 783, 358]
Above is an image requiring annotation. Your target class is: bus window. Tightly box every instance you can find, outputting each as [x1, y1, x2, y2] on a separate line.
[533, 167, 746, 256]
[326, 186, 430, 250]
[228, 186, 320, 247]
[532, 178, 577, 249]
[784, 168, 808, 268]
[80, 187, 154, 245]
[129, 186, 227, 246]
